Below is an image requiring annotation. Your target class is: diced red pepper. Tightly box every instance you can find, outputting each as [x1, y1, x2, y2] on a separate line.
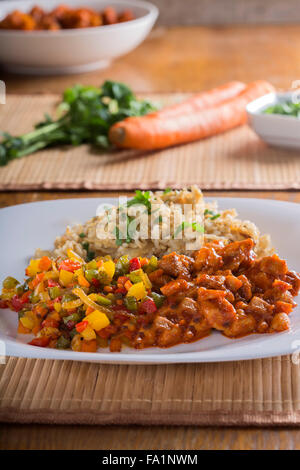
[139, 298, 157, 314]
[91, 278, 100, 287]
[76, 320, 88, 333]
[41, 318, 60, 328]
[29, 336, 50, 347]
[48, 279, 60, 288]
[0, 299, 8, 309]
[115, 287, 127, 295]
[129, 257, 141, 272]
[11, 295, 25, 312]
[58, 259, 82, 273]
[21, 291, 31, 303]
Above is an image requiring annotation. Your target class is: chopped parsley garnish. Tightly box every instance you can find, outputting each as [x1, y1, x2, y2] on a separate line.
[127, 190, 152, 214]
[174, 221, 204, 238]
[163, 188, 172, 194]
[204, 209, 220, 220]
[263, 101, 300, 118]
[79, 232, 86, 238]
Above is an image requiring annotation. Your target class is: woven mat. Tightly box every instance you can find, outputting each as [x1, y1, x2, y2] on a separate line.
[0, 355, 300, 426]
[0, 94, 300, 191]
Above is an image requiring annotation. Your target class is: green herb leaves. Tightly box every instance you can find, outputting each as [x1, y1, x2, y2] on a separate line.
[0, 81, 156, 166]
[174, 221, 204, 238]
[127, 190, 152, 214]
[263, 101, 300, 118]
[204, 209, 221, 220]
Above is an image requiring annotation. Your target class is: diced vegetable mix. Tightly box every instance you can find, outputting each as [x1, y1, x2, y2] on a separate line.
[0, 252, 164, 353]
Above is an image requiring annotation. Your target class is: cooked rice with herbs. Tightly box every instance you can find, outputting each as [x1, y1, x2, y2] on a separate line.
[35, 186, 273, 261]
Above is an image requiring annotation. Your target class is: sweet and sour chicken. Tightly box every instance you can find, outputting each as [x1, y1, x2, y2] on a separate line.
[1, 239, 299, 352]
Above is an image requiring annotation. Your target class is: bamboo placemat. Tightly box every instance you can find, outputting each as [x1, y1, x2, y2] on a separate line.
[0, 355, 300, 426]
[0, 94, 300, 191]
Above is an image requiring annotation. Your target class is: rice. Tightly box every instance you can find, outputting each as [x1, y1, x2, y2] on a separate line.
[37, 186, 273, 261]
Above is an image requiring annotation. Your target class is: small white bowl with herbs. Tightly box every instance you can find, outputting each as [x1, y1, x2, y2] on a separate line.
[247, 91, 300, 149]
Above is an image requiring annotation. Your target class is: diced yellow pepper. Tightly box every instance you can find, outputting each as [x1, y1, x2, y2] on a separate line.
[131, 269, 152, 289]
[102, 260, 115, 279]
[54, 302, 62, 313]
[59, 269, 74, 287]
[44, 271, 59, 281]
[20, 316, 35, 330]
[39, 291, 50, 302]
[26, 259, 41, 277]
[20, 311, 35, 330]
[81, 325, 96, 341]
[127, 281, 147, 300]
[83, 310, 110, 331]
[67, 249, 84, 264]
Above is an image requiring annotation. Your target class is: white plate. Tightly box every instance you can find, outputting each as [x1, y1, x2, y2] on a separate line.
[247, 92, 300, 149]
[0, 197, 299, 364]
[0, 0, 158, 75]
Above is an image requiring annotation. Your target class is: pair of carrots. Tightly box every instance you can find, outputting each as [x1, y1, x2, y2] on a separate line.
[109, 80, 274, 150]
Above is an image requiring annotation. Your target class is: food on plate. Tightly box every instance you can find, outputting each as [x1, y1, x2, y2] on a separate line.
[0, 5, 135, 31]
[109, 80, 275, 150]
[263, 101, 300, 118]
[48, 187, 273, 262]
[0, 81, 155, 167]
[1, 187, 299, 352]
[0, 79, 274, 166]
[1, 239, 299, 352]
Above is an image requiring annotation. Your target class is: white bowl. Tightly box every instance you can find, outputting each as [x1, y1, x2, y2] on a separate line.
[0, 0, 158, 75]
[247, 91, 300, 150]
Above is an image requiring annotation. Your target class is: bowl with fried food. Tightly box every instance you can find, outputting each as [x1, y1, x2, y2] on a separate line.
[0, 0, 158, 74]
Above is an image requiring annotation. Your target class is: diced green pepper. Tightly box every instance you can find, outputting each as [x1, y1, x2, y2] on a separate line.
[3, 276, 19, 290]
[115, 255, 129, 277]
[69, 328, 78, 339]
[129, 270, 143, 284]
[107, 293, 116, 303]
[145, 256, 158, 273]
[56, 335, 71, 349]
[85, 269, 99, 282]
[62, 293, 77, 303]
[151, 292, 166, 308]
[49, 286, 62, 300]
[124, 296, 138, 312]
[63, 312, 82, 325]
[86, 260, 98, 270]
[16, 285, 25, 296]
[29, 292, 40, 304]
[96, 295, 112, 306]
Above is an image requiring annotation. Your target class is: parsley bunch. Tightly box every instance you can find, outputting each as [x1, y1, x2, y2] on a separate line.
[0, 81, 156, 166]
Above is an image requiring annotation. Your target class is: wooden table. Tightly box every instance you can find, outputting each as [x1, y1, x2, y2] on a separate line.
[1, 25, 300, 450]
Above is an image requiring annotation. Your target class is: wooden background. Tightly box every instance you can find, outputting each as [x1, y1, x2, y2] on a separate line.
[1, 22, 300, 449]
[150, 0, 300, 25]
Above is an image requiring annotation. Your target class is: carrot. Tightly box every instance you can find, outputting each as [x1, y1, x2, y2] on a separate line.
[155, 81, 246, 119]
[109, 80, 275, 150]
